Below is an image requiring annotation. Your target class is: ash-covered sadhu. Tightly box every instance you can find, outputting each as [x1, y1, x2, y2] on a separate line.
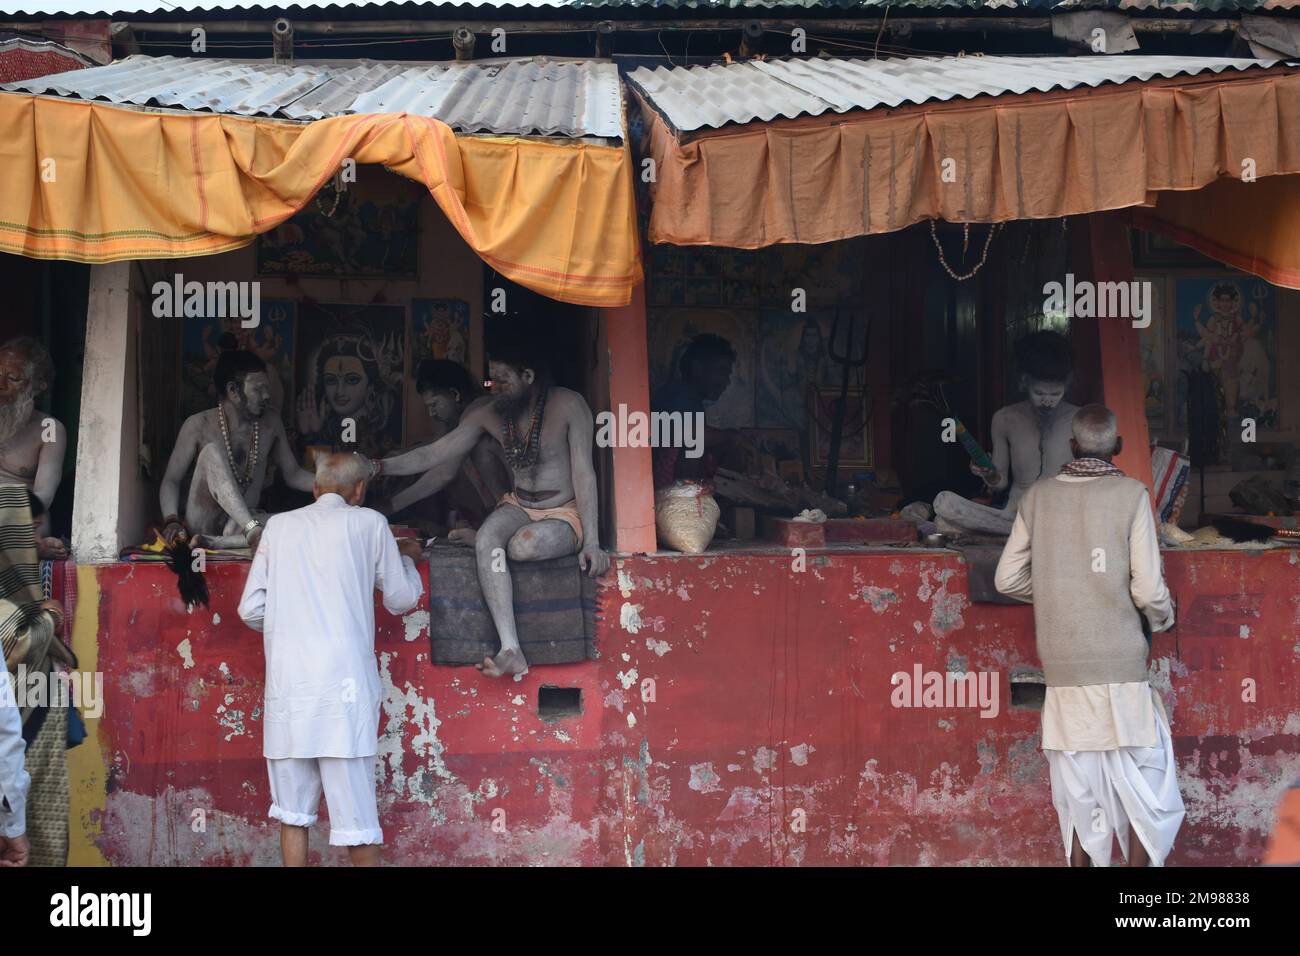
[373, 336, 610, 679]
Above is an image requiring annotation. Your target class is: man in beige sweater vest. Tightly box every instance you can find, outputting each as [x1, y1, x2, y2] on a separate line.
[995, 404, 1183, 867]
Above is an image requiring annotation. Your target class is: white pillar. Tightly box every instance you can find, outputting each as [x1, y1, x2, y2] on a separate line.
[72, 262, 138, 563]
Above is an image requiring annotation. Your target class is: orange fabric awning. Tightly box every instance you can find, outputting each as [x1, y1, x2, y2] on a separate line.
[637, 67, 1300, 287]
[0, 94, 642, 307]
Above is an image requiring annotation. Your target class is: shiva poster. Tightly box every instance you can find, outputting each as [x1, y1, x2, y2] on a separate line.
[755, 310, 845, 430]
[1174, 276, 1277, 431]
[294, 302, 407, 463]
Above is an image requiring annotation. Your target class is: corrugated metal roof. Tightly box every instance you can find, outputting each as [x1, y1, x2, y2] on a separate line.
[627, 54, 1284, 132]
[0, 53, 625, 136]
[4, 0, 1300, 17]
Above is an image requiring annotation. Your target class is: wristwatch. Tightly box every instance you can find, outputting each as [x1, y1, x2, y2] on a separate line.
[243, 518, 262, 534]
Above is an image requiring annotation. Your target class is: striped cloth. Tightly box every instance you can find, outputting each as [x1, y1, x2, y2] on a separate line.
[1151, 445, 1192, 525]
[0, 483, 45, 674]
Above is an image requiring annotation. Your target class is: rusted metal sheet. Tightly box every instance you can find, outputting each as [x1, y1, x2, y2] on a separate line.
[78, 548, 1300, 865]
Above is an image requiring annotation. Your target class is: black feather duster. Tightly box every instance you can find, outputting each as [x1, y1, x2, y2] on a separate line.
[168, 539, 210, 607]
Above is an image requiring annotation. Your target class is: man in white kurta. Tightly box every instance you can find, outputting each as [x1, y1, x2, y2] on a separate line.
[238, 452, 423, 866]
[995, 404, 1183, 867]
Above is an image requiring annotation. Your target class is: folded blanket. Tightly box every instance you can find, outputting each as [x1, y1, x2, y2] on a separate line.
[425, 546, 600, 665]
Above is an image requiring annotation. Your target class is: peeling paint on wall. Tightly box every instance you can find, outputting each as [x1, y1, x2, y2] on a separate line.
[403, 609, 430, 643]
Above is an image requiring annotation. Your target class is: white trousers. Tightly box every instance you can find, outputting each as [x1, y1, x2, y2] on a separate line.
[1045, 707, 1185, 867]
[266, 755, 383, 847]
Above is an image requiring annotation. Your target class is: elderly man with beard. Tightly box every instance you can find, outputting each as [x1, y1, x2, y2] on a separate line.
[372, 343, 610, 679]
[933, 330, 1079, 538]
[161, 347, 314, 551]
[0, 339, 67, 558]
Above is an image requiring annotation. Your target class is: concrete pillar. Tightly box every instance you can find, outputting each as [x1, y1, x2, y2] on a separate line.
[72, 262, 139, 563]
[602, 282, 657, 554]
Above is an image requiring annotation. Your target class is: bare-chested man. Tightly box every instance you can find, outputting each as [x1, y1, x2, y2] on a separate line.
[373, 345, 610, 678]
[933, 330, 1078, 537]
[161, 348, 313, 551]
[0, 338, 66, 557]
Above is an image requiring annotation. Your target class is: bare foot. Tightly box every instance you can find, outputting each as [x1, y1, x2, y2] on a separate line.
[476, 647, 529, 680]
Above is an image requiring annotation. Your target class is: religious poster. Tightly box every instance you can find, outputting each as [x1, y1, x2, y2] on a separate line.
[179, 299, 295, 424]
[1173, 276, 1278, 431]
[649, 245, 762, 310]
[256, 174, 422, 278]
[412, 298, 470, 366]
[293, 302, 407, 463]
[755, 310, 845, 429]
[758, 241, 863, 308]
[1135, 276, 1168, 435]
[646, 307, 756, 429]
[809, 386, 873, 468]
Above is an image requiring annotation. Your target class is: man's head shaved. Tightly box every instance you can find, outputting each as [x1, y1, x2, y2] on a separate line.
[1072, 404, 1119, 457]
[314, 452, 370, 495]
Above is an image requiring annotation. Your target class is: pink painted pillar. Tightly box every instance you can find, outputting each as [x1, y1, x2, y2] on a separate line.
[1087, 212, 1154, 495]
[603, 282, 657, 553]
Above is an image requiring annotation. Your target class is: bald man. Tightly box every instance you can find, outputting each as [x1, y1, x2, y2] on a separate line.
[995, 404, 1182, 868]
[238, 452, 423, 866]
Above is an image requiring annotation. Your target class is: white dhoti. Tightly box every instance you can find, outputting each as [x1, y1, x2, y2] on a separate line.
[1044, 700, 1185, 867]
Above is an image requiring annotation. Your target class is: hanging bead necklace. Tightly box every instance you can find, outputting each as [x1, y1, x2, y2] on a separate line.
[929, 220, 1001, 281]
[501, 388, 547, 471]
[218, 404, 260, 490]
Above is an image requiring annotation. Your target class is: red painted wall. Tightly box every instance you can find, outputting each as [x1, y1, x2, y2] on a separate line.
[86, 548, 1300, 865]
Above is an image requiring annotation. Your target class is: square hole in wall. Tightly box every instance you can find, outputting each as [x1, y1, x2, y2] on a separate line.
[1009, 675, 1046, 711]
[538, 686, 582, 722]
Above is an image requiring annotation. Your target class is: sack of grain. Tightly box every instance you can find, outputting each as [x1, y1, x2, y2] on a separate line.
[655, 481, 720, 554]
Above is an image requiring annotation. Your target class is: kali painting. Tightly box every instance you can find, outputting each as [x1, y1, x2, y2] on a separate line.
[294, 303, 407, 463]
[257, 174, 422, 278]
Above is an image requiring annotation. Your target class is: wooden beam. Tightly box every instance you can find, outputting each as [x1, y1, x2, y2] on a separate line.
[1, 16, 1237, 39]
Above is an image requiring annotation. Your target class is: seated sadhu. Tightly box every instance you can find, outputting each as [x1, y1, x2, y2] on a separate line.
[384, 359, 511, 541]
[161, 346, 314, 551]
[0, 338, 67, 553]
[934, 330, 1078, 538]
[372, 342, 609, 678]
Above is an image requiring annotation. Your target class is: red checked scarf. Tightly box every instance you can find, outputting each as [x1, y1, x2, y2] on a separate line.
[1059, 457, 1126, 478]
